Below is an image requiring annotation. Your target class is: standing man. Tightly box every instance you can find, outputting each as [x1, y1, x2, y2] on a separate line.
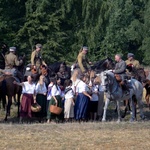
[77, 46, 91, 73]
[31, 44, 47, 73]
[4, 47, 23, 81]
[112, 54, 129, 95]
[125, 53, 140, 69]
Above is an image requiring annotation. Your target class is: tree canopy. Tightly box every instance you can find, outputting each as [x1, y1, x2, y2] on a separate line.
[0, 0, 150, 65]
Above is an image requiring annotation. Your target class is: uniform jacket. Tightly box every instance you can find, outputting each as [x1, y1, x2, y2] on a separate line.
[31, 50, 46, 67]
[113, 60, 126, 74]
[125, 59, 140, 69]
[77, 52, 89, 72]
[5, 52, 22, 69]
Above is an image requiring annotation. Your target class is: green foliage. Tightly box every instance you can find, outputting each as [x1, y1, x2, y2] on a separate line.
[0, 0, 150, 65]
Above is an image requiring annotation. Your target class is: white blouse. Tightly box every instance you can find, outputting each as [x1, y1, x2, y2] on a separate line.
[76, 80, 87, 93]
[65, 86, 74, 99]
[35, 82, 47, 94]
[22, 81, 36, 94]
[72, 79, 81, 93]
[51, 85, 61, 96]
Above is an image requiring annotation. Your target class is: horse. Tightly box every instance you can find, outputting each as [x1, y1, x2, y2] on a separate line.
[0, 75, 21, 121]
[91, 57, 115, 73]
[143, 79, 150, 109]
[100, 70, 145, 122]
[126, 65, 146, 83]
[48, 62, 71, 86]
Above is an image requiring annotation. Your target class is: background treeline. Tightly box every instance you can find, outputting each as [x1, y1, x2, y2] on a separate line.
[0, 0, 150, 65]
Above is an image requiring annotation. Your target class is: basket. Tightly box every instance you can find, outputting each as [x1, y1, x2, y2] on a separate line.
[50, 104, 62, 115]
[31, 103, 41, 112]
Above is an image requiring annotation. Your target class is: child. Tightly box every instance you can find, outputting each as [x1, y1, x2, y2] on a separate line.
[64, 79, 75, 122]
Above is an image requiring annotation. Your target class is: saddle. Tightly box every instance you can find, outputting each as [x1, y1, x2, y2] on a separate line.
[114, 74, 130, 94]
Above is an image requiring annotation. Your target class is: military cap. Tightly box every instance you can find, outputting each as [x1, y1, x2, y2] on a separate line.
[82, 46, 88, 51]
[127, 53, 134, 58]
[9, 47, 16, 51]
[36, 44, 42, 48]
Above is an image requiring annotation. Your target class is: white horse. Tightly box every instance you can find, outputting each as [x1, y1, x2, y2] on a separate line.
[100, 70, 145, 122]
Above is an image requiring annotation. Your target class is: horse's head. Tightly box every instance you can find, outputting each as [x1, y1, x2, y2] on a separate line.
[100, 71, 114, 92]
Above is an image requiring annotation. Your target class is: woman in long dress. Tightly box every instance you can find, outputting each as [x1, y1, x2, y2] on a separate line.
[47, 76, 63, 123]
[14, 75, 36, 122]
[35, 75, 47, 122]
[74, 74, 92, 122]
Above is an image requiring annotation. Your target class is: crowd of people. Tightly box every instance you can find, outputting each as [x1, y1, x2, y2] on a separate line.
[0, 43, 144, 123]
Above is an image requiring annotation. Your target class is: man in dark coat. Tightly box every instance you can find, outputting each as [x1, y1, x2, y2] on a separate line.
[112, 54, 129, 95]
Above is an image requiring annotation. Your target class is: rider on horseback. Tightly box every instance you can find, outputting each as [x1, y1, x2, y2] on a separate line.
[31, 43, 47, 74]
[112, 54, 130, 95]
[125, 53, 140, 69]
[77, 46, 92, 73]
[4, 47, 23, 82]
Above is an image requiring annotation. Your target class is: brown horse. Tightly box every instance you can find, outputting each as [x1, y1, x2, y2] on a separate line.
[0, 75, 22, 121]
[143, 79, 150, 110]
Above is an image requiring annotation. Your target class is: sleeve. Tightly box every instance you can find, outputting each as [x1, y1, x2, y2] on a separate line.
[43, 83, 47, 93]
[14, 56, 22, 66]
[80, 82, 86, 92]
[77, 53, 85, 72]
[31, 51, 35, 65]
[35, 83, 39, 94]
[114, 61, 126, 74]
[135, 61, 140, 68]
[51, 85, 57, 96]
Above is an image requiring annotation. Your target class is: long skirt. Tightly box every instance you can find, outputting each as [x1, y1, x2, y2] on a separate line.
[20, 93, 34, 118]
[47, 95, 63, 121]
[35, 94, 47, 118]
[74, 93, 89, 120]
[64, 98, 74, 118]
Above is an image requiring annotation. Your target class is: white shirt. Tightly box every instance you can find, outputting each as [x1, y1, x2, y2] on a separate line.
[47, 83, 53, 100]
[65, 86, 74, 99]
[51, 85, 61, 96]
[35, 82, 47, 94]
[76, 80, 87, 93]
[72, 79, 81, 93]
[91, 85, 99, 101]
[22, 81, 36, 94]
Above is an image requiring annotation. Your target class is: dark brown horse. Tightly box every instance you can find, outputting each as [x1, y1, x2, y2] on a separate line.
[0, 75, 21, 121]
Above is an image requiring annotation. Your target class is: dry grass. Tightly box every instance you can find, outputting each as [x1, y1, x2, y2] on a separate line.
[0, 90, 149, 150]
[0, 122, 150, 150]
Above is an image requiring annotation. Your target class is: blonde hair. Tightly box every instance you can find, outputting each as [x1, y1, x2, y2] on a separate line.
[94, 76, 101, 85]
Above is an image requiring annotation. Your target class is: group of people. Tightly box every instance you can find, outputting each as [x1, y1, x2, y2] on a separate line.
[0, 43, 142, 123]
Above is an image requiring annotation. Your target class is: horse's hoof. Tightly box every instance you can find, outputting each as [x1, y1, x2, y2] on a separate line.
[117, 119, 121, 123]
[102, 119, 106, 122]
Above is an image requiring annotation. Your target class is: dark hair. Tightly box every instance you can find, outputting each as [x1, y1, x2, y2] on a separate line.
[64, 79, 72, 88]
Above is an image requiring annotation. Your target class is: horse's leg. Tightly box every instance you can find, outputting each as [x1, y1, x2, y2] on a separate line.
[17, 91, 21, 118]
[130, 97, 136, 122]
[2, 94, 6, 111]
[5, 96, 12, 121]
[116, 100, 121, 122]
[122, 99, 129, 118]
[102, 98, 110, 122]
[137, 95, 145, 120]
[145, 94, 150, 109]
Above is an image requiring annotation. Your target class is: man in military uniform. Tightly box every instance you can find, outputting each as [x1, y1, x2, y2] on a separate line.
[4, 47, 23, 81]
[112, 54, 129, 95]
[31, 44, 47, 73]
[77, 46, 91, 73]
[125, 53, 140, 69]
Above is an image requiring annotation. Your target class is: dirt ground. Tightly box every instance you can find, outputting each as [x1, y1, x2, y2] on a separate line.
[0, 89, 150, 150]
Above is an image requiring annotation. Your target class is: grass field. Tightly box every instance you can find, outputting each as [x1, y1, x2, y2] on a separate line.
[0, 89, 150, 150]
